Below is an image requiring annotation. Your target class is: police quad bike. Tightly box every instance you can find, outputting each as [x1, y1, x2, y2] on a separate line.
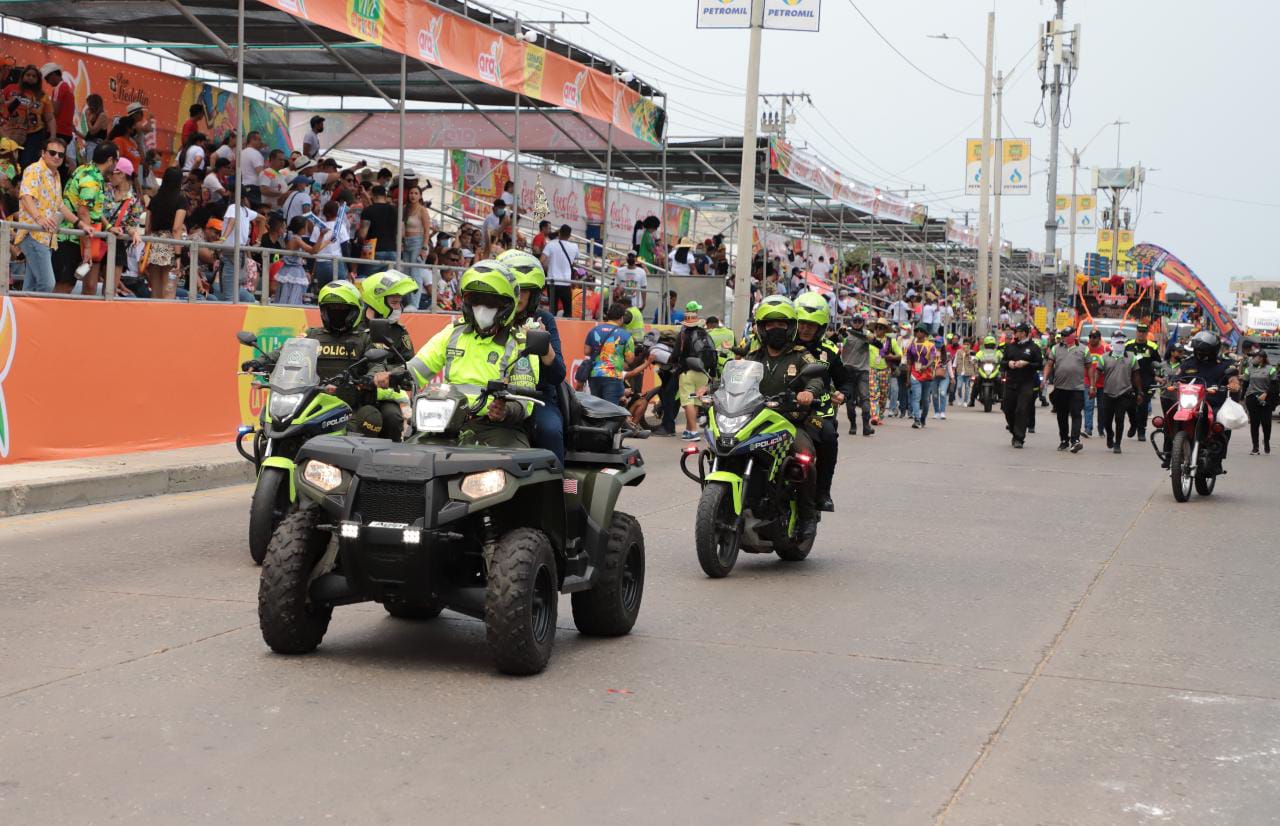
[235, 332, 388, 565]
[1151, 377, 1242, 503]
[974, 354, 1002, 412]
[257, 329, 652, 675]
[681, 358, 829, 578]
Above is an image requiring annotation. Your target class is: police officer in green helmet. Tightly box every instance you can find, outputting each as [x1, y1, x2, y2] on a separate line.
[244, 280, 391, 438]
[498, 248, 567, 461]
[361, 270, 417, 360]
[745, 295, 825, 539]
[361, 270, 419, 441]
[397, 259, 540, 448]
[793, 291, 849, 513]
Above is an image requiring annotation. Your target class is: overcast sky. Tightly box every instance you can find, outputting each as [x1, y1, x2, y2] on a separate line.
[498, 0, 1279, 299]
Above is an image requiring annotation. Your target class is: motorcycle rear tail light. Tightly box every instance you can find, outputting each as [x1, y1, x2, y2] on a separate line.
[1212, 423, 1225, 434]
[683, 444, 699, 455]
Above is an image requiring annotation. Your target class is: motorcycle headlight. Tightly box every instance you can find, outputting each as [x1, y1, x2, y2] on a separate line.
[1178, 391, 1199, 410]
[460, 469, 506, 499]
[301, 460, 343, 492]
[269, 392, 305, 420]
[715, 413, 752, 435]
[414, 398, 458, 433]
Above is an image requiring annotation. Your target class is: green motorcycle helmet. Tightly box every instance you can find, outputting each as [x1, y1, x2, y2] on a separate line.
[318, 280, 364, 334]
[753, 295, 797, 348]
[459, 259, 519, 335]
[360, 270, 417, 320]
[497, 249, 545, 321]
[983, 335, 998, 347]
[794, 292, 831, 328]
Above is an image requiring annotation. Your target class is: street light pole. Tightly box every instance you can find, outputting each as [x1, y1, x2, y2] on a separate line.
[731, 0, 766, 338]
[974, 11, 995, 337]
[1041, 0, 1068, 318]
[991, 70, 1004, 319]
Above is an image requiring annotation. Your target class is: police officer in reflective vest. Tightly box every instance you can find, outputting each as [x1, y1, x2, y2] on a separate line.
[794, 292, 849, 512]
[1124, 323, 1162, 442]
[401, 260, 539, 448]
[746, 296, 826, 538]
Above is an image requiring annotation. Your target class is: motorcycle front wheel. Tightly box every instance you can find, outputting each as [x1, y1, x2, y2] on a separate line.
[695, 483, 741, 578]
[249, 466, 292, 565]
[1169, 431, 1194, 503]
[982, 385, 993, 413]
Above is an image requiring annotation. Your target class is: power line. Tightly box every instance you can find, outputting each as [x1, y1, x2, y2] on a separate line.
[845, 0, 982, 97]
[1146, 182, 1280, 209]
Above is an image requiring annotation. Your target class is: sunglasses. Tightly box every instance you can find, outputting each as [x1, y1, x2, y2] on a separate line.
[44, 149, 65, 158]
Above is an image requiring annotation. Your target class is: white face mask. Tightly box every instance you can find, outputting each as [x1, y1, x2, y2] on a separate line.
[472, 305, 499, 330]
[386, 307, 402, 323]
[1111, 342, 1126, 356]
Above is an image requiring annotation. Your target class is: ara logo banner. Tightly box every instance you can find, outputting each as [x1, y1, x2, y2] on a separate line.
[562, 70, 587, 112]
[0, 297, 16, 458]
[477, 39, 504, 84]
[416, 14, 444, 64]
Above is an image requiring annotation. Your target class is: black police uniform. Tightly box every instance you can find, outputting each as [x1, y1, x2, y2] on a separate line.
[800, 335, 850, 510]
[745, 343, 826, 530]
[1001, 337, 1043, 444]
[1124, 337, 1162, 439]
[258, 326, 393, 438]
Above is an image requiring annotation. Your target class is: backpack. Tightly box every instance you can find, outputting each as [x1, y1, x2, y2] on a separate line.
[681, 325, 719, 378]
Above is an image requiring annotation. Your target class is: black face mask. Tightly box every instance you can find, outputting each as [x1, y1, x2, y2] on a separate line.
[762, 327, 791, 350]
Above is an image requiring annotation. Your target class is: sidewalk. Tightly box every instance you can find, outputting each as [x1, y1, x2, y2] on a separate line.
[0, 444, 253, 517]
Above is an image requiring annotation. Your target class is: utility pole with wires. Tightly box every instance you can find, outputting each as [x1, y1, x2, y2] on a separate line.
[1038, 1, 1080, 322]
[991, 70, 1005, 319]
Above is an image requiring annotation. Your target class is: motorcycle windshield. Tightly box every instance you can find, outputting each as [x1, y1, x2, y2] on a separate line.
[268, 337, 320, 392]
[713, 360, 765, 417]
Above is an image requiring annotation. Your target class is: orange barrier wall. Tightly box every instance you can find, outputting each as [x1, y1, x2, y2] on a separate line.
[0, 296, 595, 464]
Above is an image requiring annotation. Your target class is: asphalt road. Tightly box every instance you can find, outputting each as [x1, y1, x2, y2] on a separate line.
[2, 405, 1278, 825]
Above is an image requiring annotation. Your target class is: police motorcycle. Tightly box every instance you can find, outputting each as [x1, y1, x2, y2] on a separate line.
[974, 348, 1002, 412]
[257, 328, 652, 676]
[236, 332, 388, 565]
[680, 357, 828, 578]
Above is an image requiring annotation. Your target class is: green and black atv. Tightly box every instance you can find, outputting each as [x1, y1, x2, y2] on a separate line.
[257, 331, 649, 675]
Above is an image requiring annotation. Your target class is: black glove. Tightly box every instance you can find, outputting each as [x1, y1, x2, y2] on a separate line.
[242, 359, 264, 372]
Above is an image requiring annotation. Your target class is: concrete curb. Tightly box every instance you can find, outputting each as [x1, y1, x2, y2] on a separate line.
[0, 459, 255, 518]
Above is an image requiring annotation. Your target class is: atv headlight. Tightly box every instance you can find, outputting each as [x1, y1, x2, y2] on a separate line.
[269, 392, 305, 420]
[301, 460, 343, 492]
[716, 413, 752, 435]
[414, 398, 457, 433]
[460, 469, 506, 499]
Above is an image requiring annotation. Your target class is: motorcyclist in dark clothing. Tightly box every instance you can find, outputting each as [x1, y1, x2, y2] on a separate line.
[1158, 330, 1240, 468]
[744, 295, 826, 539]
[243, 280, 391, 438]
[795, 292, 850, 512]
[1000, 322, 1043, 448]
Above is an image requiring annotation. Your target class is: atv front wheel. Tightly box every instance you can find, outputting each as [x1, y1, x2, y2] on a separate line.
[249, 466, 292, 565]
[258, 507, 333, 654]
[572, 512, 644, 636]
[384, 600, 445, 620]
[695, 484, 741, 578]
[485, 528, 558, 675]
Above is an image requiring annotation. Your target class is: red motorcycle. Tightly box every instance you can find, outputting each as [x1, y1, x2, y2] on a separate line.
[1151, 378, 1227, 503]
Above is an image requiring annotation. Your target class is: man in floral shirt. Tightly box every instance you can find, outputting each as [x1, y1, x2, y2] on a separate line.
[52, 142, 117, 292]
[16, 137, 83, 292]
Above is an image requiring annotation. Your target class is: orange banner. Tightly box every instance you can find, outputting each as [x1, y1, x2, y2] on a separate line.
[258, 0, 663, 145]
[0, 297, 596, 464]
[0, 35, 292, 157]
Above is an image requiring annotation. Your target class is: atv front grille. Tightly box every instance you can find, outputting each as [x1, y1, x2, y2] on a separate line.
[353, 480, 426, 525]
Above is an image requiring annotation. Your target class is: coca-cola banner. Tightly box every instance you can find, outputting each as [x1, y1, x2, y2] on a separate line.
[450, 151, 690, 248]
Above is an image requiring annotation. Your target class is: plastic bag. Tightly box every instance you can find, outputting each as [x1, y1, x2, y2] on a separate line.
[1218, 397, 1249, 430]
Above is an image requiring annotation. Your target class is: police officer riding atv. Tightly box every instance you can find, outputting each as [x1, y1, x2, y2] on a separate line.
[257, 260, 649, 675]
